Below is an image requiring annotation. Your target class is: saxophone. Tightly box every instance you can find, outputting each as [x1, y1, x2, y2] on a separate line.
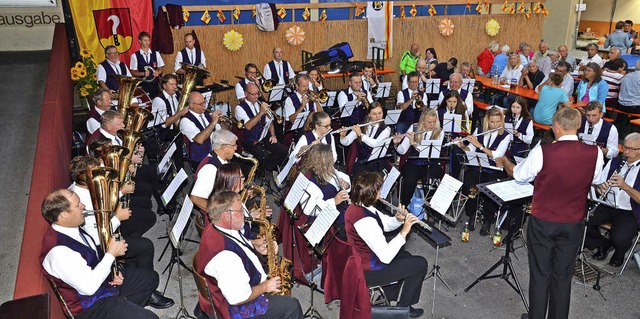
[234, 153, 259, 203]
[251, 185, 292, 296]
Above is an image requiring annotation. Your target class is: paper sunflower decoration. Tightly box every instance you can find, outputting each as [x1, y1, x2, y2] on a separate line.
[485, 19, 500, 37]
[438, 18, 455, 37]
[285, 25, 305, 46]
[223, 30, 244, 51]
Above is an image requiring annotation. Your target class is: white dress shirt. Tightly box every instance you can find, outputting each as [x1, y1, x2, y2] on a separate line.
[180, 110, 220, 142]
[340, 124, 391, 160]
[262, 60, 295, 85]
[437, 88, 474, 118]
[42, 224, 116, 296]
[579, 118, 619, 159]
[337, 87, 373, 109]
[292, 130, 338, 163]
[151, 90, 179, 128]
[593, 159, 640, 211]
[513, 135, 604, 183]
[129, 48, 165, 70]
[99, 128, 122, 146]
[204, 226, 266, 305]
[511, 116, 534, 146]
[68, 183, 121, 246]
[190, 155, 228, 199]
[396, 88, 428, 111]
[284, 91, 313, 120]
[396, 129, 444, 155]
[235, 78, 254, 100]
[467, 128, 512, 159]
[352, 206, 405, 264]
[96, 60, 132, 84]
[174, 47, 206, 72]
[303, 171, 351, 217]
[235, 101, 272, 142]
[86, 108, 107, 134]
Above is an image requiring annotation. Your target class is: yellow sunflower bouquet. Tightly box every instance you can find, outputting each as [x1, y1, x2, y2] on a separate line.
[71, 48, 99, 99]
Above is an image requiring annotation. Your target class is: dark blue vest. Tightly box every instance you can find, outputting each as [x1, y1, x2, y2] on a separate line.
[304, 131, 331, 145]
[476, 129, 509, 170]
[579, 119, 613, 148]
[505, 115, 532, 157]
[290, 93, 315, 113]
[342, 89, 365, 126]
[309, 175, 348, 225]
[99, 60, 128, 91]
[407, 129, 441, 166]
[183, 111, 213, 162]
[267, 60, 291, 84]
[441, 88, 469, 102]
[362, 208, 386, 270]
[239, 101, 266, 143]
[356, 124, 387, 162]
[134, 50, 158, 80]
[398, 89, 421, 125]
[180, 48, 202, 66]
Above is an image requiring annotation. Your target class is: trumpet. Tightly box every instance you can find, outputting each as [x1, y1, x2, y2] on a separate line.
[218, 115, 245, 130]
[378, 198, 433, 232]
[412, 90, 426, 110]
[260, 101, 284, 124]
[306, 89, 329, 103]
[353, 89, 371, 110]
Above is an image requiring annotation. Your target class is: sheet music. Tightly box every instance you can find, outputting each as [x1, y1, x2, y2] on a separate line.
[503, 123, 515, 134]
[578, 133, 597, 146]
[367, 140, 392, 162]
[486, 180, 534, 202]
[443, 113, 462, 133]
[147, 108, 166, 128]
[170, 196, 194, 248]
[291, 111, 310, 131]
[380, 166, 401, 199]
[284, 173, 311, 211]
[424, 79, 441, 94]
[464, 151, 503, 171]
[269, 84, 286, 102]
[385, 109, 402, 125]
[461, 79, 476, 92]
[321, 91, 337, 108]
[430, 174, 463, 215]
[161, 168, 188, 205]
[415, 140, 442, 158]
[302, 200, 340, 247]
[158, 143, 177, 176]
[340, 100, 357, 118]
[276, 155, 297, 187]
[375, 82, 392, 98]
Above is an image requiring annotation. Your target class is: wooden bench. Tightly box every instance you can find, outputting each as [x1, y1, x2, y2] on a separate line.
[606, 106, 640, 119]
[533, 122, 550, 131]
[631, 118, 640, 126]
[474, 101, 490, 111]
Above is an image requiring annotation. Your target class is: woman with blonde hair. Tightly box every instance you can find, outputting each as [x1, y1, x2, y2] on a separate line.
[395, 108, 445, 205]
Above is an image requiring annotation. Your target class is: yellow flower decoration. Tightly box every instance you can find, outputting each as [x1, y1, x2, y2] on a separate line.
[71, 73, 80, 81]
[78, 69, 87, 78]
[84, 84, 93, 89]
[285, 25, 305, 46]
[70, 68, 78, 77]
[223, 30, 244, 51]
[485, 19, 500, 37]
[80, 49, 92, 58]
[80, 90, 89, 97]
[93, 73, 97, 81]
[75, 61, 85, 70]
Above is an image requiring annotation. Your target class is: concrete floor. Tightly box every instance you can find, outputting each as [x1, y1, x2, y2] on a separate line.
[1, 51, 640, 318]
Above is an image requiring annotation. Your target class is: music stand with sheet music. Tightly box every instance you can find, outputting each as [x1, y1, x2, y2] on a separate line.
[375, 82, 392, 105]
[458, 151, 503, 229]
[338, 100, 358, 120]
[461, 79, 476, 93]
[408, 140, 447, 201]
[424, 79, 441, 95]
[361, 140, 393, 164]
[167, 196, 198, 319]
[287, 111, 310, 134]
[156, 169, 194, 263]
[464, 179, 531, 312]
[384, 109, 402, 127]
[321, 91, 338, 111]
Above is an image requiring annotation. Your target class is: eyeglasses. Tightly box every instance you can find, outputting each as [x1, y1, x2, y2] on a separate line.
[622, 145, 640, 151]
[106, 51, 119, 55]
[190, 101, 206, 106]
[224, 143, 238, 149]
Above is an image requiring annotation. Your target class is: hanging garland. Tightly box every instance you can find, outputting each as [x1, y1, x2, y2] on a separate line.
[438, 18, 454, 37]
[285, 25, 305, 46]
[485, 19, 500, 37]
[223, 30, 244, 51]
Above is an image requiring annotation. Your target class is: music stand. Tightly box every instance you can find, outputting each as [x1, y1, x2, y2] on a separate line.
[374, 82, 392, 104]
[168, 196, 198, 319]
[464, 179, 531, 312]
[287, 111, 310, 134]
[156, 169, 192, 264]
[461, 79, 476, 93]
[459, 151, 503, 229]
[384, 110, 402, 127]
[424, 79, 441, 95]
[320, 91, 337, 110]
[338, 100, 358, 119]
[408, 140, 446, 203]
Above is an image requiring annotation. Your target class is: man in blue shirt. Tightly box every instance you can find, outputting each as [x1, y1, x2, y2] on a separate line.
[533, 73, 572, 125]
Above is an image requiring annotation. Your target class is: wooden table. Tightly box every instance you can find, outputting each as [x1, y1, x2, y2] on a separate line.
[321, 67, 396, 79]
[475, 76, 586, 108]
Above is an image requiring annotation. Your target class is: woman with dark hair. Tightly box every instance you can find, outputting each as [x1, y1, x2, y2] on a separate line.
[395, 109, 445, 206]
[212, 163, 271, 237]
[345, 171, 427, 318]
[340, 101, 391, 176]
[425, 47, 438, 72]
[307, 67, 324, 92]
[504, 96, 533, 157]
[577, 62, 609, 110]
[437, 90, 469, 132]
[290, 111, 337, 162]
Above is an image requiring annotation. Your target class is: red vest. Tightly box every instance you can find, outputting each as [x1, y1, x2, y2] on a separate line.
[531, 140, 599, 223]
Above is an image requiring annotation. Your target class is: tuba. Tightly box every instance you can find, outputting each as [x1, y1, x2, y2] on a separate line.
[96, 145, 129, 211]
[125, 105, 154, 132]
[117, 129, 146, 207]
[114, 75, 144, 124]
[84, 167, 120, 279]
[175, 63, 210, 125]
[250, 186, 292, 296]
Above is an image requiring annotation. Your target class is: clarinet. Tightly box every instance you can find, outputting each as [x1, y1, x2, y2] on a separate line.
[588, 159, 628, 216]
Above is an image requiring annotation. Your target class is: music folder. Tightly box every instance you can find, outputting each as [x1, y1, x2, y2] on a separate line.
[443, 113, 463, 133]
[463, 151, 503, 171]
[411, 139, 443, 159]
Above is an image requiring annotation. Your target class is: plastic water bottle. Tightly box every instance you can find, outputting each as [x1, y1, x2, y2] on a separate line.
[492, 230, 502, 246]
[461, 222, 470, 243]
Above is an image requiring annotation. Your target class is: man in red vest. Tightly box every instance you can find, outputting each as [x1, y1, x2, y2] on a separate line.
[497, 107, 604, 319]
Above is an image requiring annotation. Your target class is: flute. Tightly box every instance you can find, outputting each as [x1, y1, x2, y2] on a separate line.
[442, 127, 502, 147]
[378, 198, 432, 232]
[332, 119, 385, 135]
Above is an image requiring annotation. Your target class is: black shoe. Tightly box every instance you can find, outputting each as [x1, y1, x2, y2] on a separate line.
[479, 224, 491, 236]
[521, 313, 529, 319]
[609, 258, 623, 267]
[409, 306, 424, 318]
[147, 290, 174, 309]
[467, 218, 476, 231]
[592, 246, 612, 261]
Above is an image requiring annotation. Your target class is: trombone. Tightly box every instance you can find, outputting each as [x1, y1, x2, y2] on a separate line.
[256, 70, 274, 93]
[306, 89, 329, 104]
